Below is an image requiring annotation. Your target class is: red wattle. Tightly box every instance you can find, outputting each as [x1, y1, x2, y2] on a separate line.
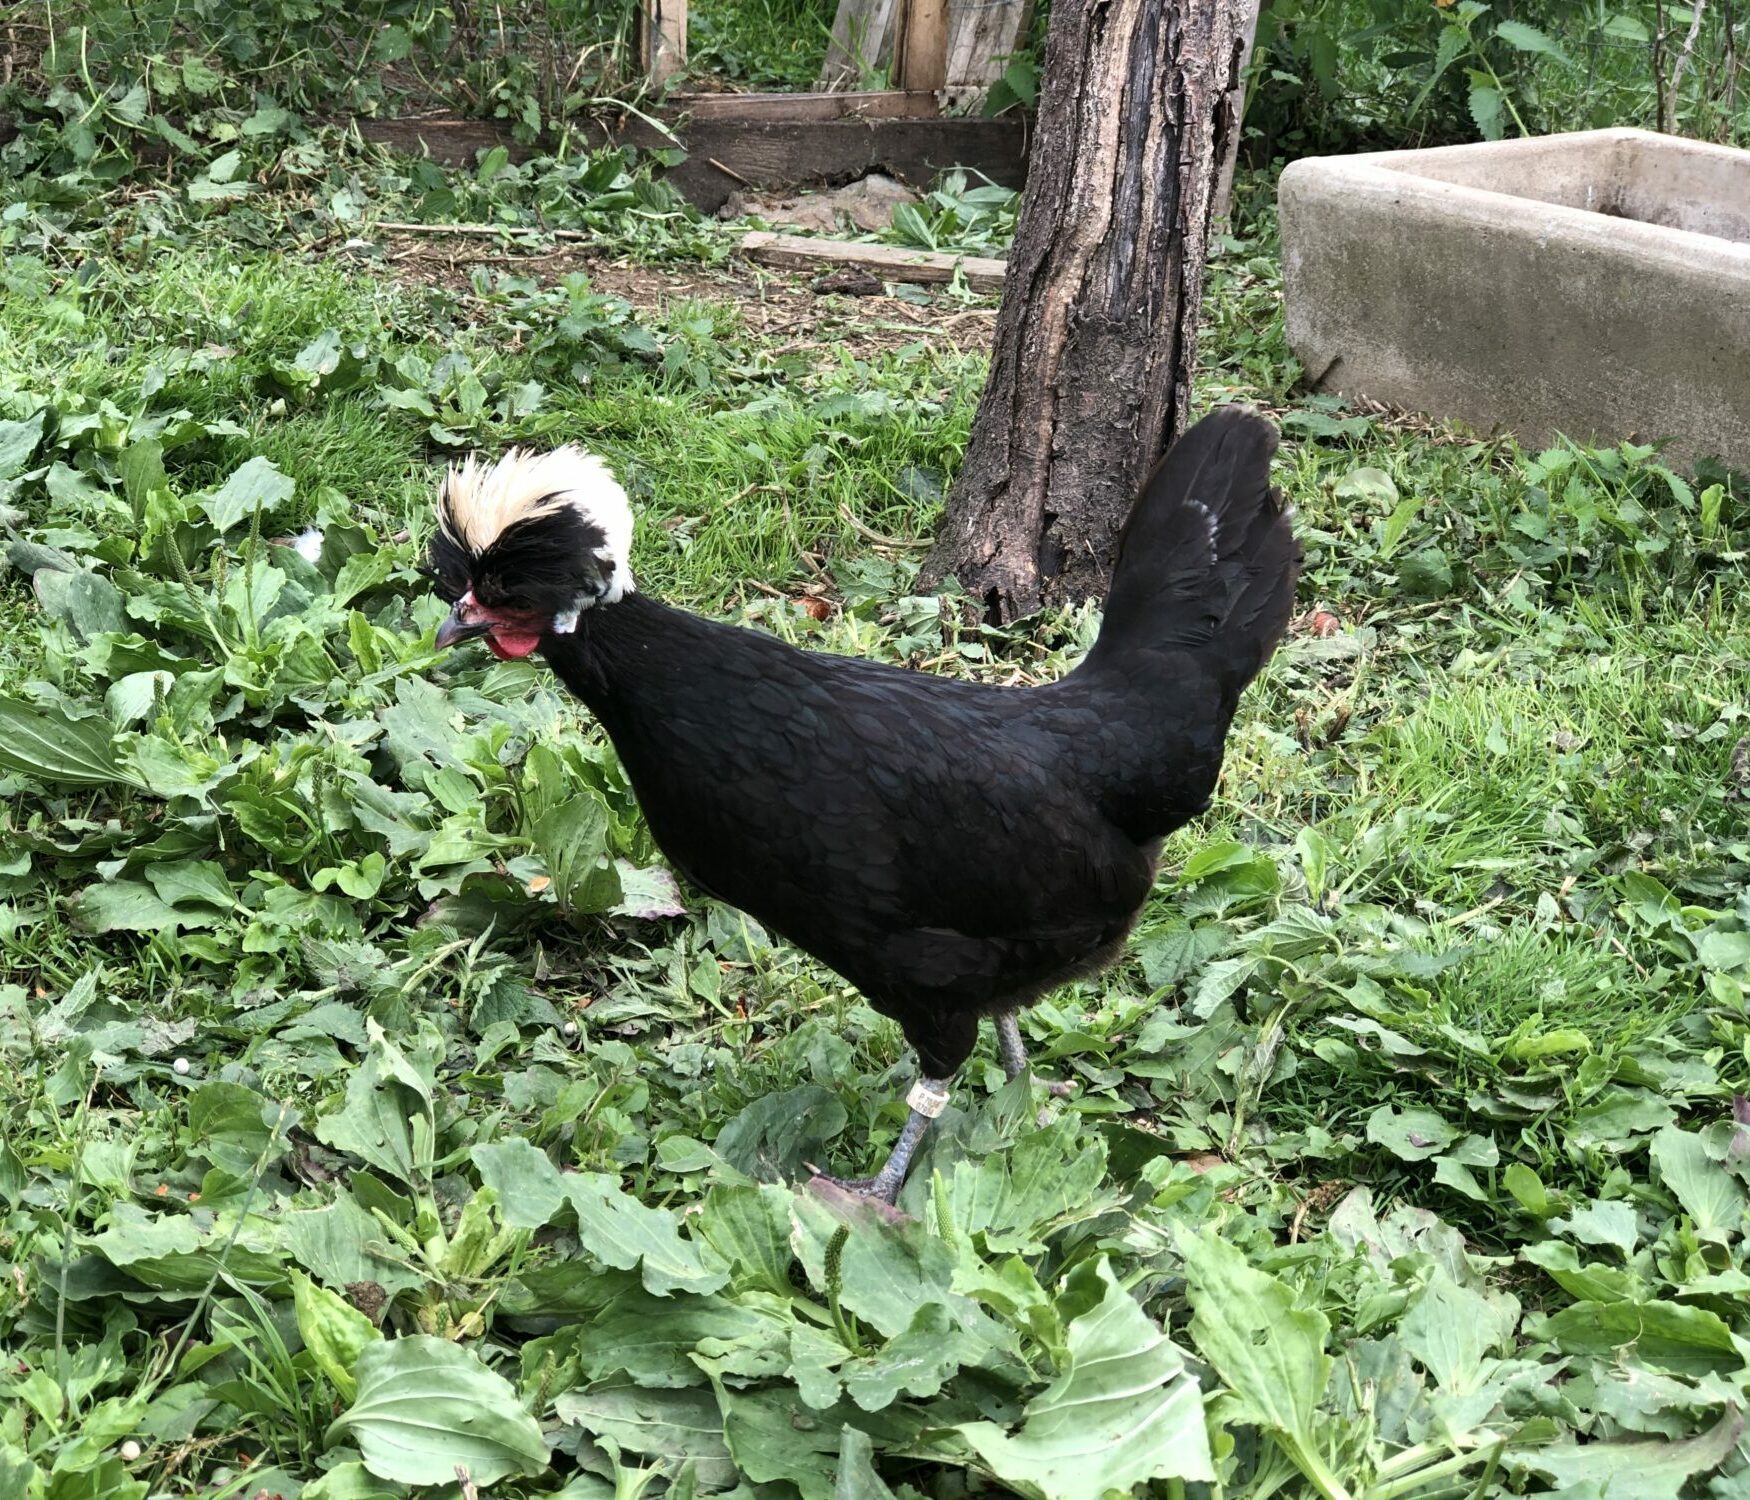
[486, 629, 543, 660]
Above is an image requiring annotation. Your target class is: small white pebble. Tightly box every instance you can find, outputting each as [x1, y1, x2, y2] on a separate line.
[172, 1057, 191, 1076]
[119, 1440, 141, 1462]
[562, 1021, 579, 1037]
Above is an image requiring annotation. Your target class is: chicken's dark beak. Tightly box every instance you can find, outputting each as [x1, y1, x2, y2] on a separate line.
[435, 605, 489, 651]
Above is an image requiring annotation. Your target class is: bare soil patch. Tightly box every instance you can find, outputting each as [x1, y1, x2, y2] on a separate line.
[377, 232, 999, 364]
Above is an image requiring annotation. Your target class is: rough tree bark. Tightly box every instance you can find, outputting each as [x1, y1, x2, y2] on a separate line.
[919, 0, 1253, 621]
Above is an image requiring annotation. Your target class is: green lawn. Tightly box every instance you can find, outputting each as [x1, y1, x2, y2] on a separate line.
[2, 140, 1749, 1499]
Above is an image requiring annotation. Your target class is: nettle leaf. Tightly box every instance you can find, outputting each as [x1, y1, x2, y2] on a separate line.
[958, 1257, 1213, 1496]
[565, 1173, 730, 1296]
[313, 1021, 441, 1187]
[1366, 1104, 1458, 1161]
[291, 1269, 381, 1402]
[940, 1119, 1114, 1254]
[1467, 81, 1505, 140]
[203, 455, 296, 533]
[1137, 921, 1230, 990]
[1180, 1232, 1333, 1470]
[328, 1334, 549, 1486]
[1651, 1126, 1747, 1241]
[1554, 1197, 1640, 1256]
[1494, 19, 1569, 62]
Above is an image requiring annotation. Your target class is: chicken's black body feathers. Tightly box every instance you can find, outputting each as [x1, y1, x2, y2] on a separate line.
[535, 406, 1299, 1080]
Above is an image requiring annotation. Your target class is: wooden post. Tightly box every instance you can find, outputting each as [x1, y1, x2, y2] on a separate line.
[1211, 0, 1262, 225]
[943, 0, 1033, 111]
[641, 0, 688, 90]
[896, 0, 950, 94]
[818, 0, 899, 88]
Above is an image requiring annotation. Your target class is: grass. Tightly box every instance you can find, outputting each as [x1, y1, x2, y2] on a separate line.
[2, 133, 1750, 1497]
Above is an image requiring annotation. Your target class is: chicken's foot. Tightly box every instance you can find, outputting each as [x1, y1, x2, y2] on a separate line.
[995, 1011, 1075, 1098]
[819, 1077, 949, 1205]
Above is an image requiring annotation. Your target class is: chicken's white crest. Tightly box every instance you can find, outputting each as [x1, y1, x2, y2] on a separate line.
[441, 446, 636, 603]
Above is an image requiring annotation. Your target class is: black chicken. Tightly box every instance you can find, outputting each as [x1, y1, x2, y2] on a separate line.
[425, 408, 1299, 1201]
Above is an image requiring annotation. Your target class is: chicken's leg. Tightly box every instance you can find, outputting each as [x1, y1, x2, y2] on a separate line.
[821, 1078, 950, 1204]
[995, 1012, 1075, 1097]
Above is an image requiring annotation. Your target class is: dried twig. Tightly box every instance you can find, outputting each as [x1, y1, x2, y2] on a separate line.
[837, 504, 932, 549]
[374, 219, 597, 242]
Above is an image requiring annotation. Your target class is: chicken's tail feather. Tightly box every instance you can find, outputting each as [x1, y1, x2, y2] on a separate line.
[1089, 405, 1300, 691]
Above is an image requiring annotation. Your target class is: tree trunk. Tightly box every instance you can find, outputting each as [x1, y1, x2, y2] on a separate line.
[920, 0, 1252, 621]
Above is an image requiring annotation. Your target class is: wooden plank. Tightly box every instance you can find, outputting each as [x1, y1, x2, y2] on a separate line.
[740, 230, 1006, 291]
[354, 116, 551, 164]
[818, 0, 898, 88]
[671, 90, 939, 121]
[641, 0, 688, 89]
[622, 113, 1029, 212]
[896, 0, 950, 93]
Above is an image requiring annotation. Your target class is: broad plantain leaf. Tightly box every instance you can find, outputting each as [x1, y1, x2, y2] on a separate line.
[566, 1172, 730, 1296]
[328, 1334, 548, 1485]
[835, 1425, 898, 1500]
[553, 1385, 735, 1487]
[472, 1138, 568, 1228]
[291, 1269, 381, 1402]
[1652, 1125, 1748, 1242]
[203, 455, 295, 533]
[1541, 1300, 1741, 1375]
[0, 698, 136, 788]
[1517, 1407, 1744, 1500]
[957, 1257, 1212, 1497]
[1180, 1231, 1334, 1474]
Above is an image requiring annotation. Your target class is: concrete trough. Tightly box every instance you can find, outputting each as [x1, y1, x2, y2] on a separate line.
[1279, 128, 1750, 470]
